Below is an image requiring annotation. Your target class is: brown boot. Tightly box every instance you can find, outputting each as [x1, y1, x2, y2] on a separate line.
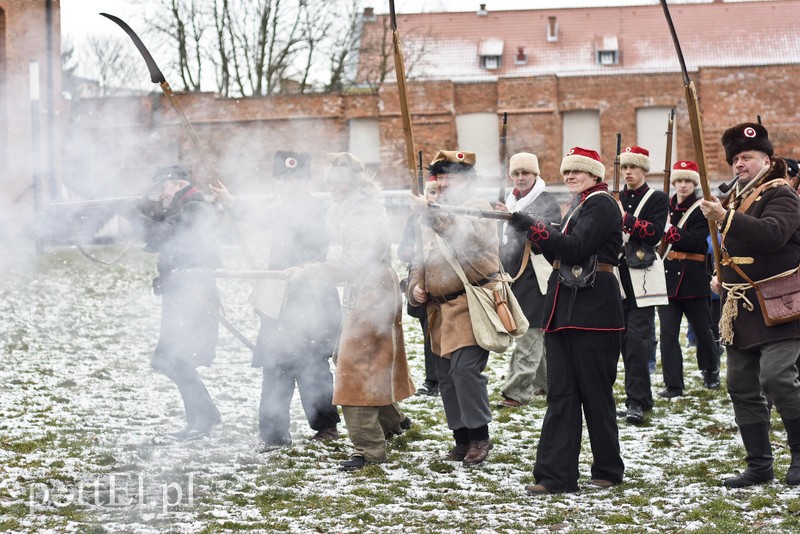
[462, 440, 493, 466]
[444, 443, 470, 461]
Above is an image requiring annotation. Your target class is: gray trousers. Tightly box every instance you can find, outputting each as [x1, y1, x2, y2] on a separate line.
[436, 345, 492, 431]
[502, 327, 547, 403]
[341, 403, 405, 463]
[727, 339, 800, 426]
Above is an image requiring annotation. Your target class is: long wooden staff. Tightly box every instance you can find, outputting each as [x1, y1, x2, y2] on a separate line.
[659, 0, 723, 280]
[389, 0, 418, 195]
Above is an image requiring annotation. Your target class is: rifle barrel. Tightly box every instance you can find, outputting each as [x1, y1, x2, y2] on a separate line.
[427, 203, 512, 221]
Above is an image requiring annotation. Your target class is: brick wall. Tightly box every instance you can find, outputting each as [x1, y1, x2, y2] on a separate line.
[65, 64, 800, 201]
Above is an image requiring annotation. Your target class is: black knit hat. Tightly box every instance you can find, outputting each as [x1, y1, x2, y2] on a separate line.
[152, 165, 190, 184]
[721, 122, 774, 165]
[273, 151, 311, 178]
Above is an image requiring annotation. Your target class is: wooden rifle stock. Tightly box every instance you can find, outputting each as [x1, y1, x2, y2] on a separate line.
[659, 0, 723, 281]
[499, 112, 508, 202]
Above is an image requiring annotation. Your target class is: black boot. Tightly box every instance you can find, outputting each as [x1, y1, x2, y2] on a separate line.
[782, 417, 800, 485]
[723, 422, 774, 488]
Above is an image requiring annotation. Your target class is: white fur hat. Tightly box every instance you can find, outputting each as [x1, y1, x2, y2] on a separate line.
[509, 152, 540, 176]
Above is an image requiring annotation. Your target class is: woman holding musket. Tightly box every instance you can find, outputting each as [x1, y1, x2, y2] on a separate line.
[509, 147, 625, 494]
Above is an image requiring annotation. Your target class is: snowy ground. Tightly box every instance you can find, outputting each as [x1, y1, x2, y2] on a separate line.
[1, 245, 800, 533]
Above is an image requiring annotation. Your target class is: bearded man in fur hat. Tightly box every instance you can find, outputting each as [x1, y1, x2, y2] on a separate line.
[700, 122, 800, 488]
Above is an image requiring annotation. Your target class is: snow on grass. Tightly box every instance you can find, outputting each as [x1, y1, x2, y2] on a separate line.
[1, 246, 800, 533]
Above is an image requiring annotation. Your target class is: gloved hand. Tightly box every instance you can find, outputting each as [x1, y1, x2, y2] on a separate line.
[509, 212, 537, 232]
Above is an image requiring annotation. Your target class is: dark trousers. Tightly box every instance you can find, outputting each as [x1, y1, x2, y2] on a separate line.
[160, 363, 219, 429]
[622, 305, 655, 410]
[659, 298, 720, 390]
[436, 345, 491, 431]
[727, 339, 800, 426]
[259, 356, 340, 443]
[533, 330, 624, 492]
[419, 313, 438, 387]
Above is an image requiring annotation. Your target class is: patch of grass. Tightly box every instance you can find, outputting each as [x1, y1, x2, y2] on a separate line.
[1, 431, 57, 453]
[427, 459, 456, 474]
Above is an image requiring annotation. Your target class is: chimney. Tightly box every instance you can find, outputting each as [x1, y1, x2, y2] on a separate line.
[477, 4, 488, 16]
[363, 7, 376, 22]
[515, 46, 527, 65]
[547, 16, 558, 42]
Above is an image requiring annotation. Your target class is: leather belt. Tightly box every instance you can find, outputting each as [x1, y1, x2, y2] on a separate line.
[666, 251, 706, 262]
[552, 260, 614, 273]
[430, 273, 500, 304]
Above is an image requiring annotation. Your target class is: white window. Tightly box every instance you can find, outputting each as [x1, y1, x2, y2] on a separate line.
[562, 110, 601, 158]
[455, 112, 501, 179]
[479, 38, 504, 71]
[348, 118, 380, 164]
[636, 107, 677, 176]
[595, 36, 619, 66]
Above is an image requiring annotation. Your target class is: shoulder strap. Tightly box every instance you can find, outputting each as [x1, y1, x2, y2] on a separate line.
[434, 234, 471, 287]
[737, 178, 793, 215]
[512, 240, 532, 281]
[632, 188, 655, 218]
[563, 190, 614, 232]
[663, 198, 703, 258]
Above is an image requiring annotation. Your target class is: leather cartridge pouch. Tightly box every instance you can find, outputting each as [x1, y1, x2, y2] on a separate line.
[624, 242, 657, 269]
[557, 254, 598, 289]
[753, 268, 800, 326]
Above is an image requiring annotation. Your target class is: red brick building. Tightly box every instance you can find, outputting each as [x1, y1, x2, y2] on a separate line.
[63, 0, 800, 207]
[0, 0, 62, 237]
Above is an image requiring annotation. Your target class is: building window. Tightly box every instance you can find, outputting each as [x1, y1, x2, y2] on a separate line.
[636, 107, 677, 177]
[479, 38, 504, 71]
[547, 16, 558, 43]
[481, 56, 501, 70]
[348, 118, 380, 164]
[595, 36, 619, 66]
[562, 110, 601, 161]
[455, 112, 500, 179]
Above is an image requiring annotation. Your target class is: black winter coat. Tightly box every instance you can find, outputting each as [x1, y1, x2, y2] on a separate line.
[528, 182, 624, 333]
[663, 193, 711, 299]
[139, 185, 222, 372]
[235, 193, 342, 366]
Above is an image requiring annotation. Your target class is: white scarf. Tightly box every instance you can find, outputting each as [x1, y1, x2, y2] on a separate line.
[505, 178, 546, 213]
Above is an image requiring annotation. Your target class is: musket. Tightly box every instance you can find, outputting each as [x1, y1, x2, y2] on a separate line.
[658, 109, 676, 257]
[613, 132, 622, 197]
[213, 269, 292, 280]
[418, 150, 424, 194]
[663, 109, 676, 194]
[49, 196, 145, 210]
[99, 13, 219, 187]
[389, 1, 418, 195]
[499, 112, 508, 202]
[427, 203, 512, 221]
[659, 0, 723, 280]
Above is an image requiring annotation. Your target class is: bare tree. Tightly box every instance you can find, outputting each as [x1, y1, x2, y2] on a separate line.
[324, 0, 362, 92]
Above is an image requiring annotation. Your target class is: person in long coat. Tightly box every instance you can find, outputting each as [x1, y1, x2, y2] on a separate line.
[510, 147, 625, 494]
[407, 150, 501, 467]
[495, 152, 561, 407]
[210, 152, 341, 450]
[700, 123, 800, 488]
[137, 165, 223, 441]
[286, 152, 415, 471]
[657, 160, 719, 398]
